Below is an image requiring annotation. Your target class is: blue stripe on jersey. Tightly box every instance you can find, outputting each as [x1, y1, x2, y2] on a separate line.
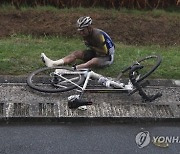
[100, 31, 114, 49]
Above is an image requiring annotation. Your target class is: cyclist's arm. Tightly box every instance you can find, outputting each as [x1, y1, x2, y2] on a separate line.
[89, 34, 108, 55]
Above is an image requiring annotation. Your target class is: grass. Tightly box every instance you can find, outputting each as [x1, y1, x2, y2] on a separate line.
[0, 6, 179, 79]
[0, 35, 179, 79]
[0, 35, 83, 74]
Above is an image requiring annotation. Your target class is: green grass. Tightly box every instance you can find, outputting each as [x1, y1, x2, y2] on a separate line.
[0, 35, 83, 75]
[0, 35, 179, 79]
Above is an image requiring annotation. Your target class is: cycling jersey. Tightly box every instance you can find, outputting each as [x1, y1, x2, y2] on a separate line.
[83, 28, 115, 56]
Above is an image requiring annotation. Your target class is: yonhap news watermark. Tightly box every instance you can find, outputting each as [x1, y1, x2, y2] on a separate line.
[135, 131, 180, 148]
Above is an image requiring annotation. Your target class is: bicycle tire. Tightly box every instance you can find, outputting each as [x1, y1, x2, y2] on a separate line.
[27, 66, 86, 93]
[121, 55, 162, 83]
[136, 55, 162, 82]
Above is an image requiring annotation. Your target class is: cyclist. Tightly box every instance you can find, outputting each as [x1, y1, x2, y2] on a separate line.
[41, 16, 115, 69]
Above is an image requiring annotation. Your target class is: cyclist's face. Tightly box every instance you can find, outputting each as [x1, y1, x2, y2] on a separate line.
[78, 27, 89, 36]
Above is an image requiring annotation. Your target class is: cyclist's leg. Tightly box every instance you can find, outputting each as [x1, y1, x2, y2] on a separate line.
[93, 46, 115, 67]
[76, 47, 115, 69]
[87, 46, 115, 68]
[76, 50, 97, 69]
[76, 57, 100, 69]
[60, 50, 84, 64]
[76, 55, 114, 69]
[41, 51, 84, 67]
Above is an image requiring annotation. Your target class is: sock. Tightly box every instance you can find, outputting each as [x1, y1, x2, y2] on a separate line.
[53, 59, 64, 66]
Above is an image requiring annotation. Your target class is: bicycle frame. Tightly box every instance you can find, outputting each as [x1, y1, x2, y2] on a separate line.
[54, 68, 133, 94]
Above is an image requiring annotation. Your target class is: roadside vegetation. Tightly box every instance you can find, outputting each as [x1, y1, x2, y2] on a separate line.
[0, 35, 179, 79]
[0, 6, 179, 79]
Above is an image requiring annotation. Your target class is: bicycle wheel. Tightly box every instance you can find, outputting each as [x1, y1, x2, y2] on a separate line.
[136, 55, 162, 82]
[120, 55, 162, 83]
[133, 55, 162, 82]
[27, 66, 86, 93]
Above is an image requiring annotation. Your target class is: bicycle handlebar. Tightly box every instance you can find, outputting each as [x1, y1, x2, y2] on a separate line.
[129, 64, 162, 102]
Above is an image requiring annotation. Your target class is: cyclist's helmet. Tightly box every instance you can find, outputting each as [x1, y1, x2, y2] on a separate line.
[77, 16, 92, 30]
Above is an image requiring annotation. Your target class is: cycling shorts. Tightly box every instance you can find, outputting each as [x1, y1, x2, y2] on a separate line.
[83, 46, 115, 67]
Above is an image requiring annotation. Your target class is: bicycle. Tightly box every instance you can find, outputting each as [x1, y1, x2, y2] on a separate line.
[27, 55, 162, 109]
